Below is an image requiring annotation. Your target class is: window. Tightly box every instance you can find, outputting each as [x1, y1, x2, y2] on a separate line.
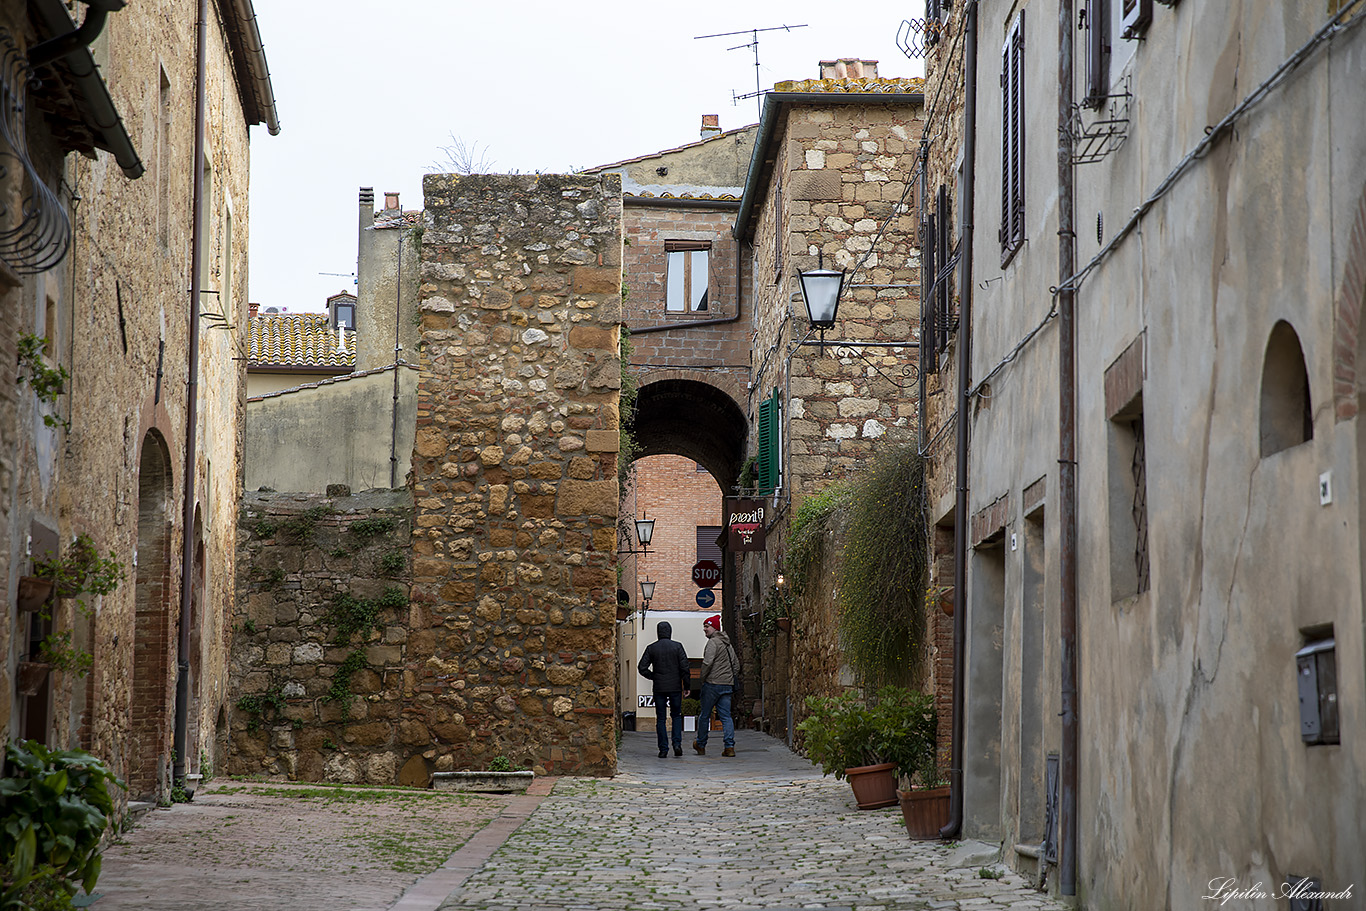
[1259, 320, 1312, 457]
[1120, 0, 1152, 39]
[696, 526, 723, 565]
[1108, 408, 1149, 600]
[773, 172, 783, 277]
[1000, 11, 1025, 262]
[1083, 0, 1110, 108]
[334, 302, 355, 329]
[666, 240, 710, 312]
[756, 388, 781, 494]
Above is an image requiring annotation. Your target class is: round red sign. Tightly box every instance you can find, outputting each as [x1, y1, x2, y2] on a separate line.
[691, 560, 721, 589]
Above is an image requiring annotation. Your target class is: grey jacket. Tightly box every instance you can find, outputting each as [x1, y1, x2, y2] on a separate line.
[638, 621, 690, 694]
[700, 630, 738, 686]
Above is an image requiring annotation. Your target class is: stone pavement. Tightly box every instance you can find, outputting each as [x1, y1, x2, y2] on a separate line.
[93, 731, 1069, 910]
[423, 729, 1068, 911]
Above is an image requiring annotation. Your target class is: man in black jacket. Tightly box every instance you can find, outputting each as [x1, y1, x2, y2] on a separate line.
[638, 621, 691, 758]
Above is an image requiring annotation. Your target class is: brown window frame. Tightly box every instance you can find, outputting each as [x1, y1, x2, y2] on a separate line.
[665, 240, 712, 313]
[1000, 11, 1025, 265]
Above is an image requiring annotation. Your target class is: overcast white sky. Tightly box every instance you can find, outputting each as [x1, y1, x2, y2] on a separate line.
[246, 1, 926, 312]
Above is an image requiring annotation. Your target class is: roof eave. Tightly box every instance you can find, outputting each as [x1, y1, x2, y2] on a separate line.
[731, 90, 924, 241]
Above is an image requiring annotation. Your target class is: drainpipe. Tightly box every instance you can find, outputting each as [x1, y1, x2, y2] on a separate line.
[28, 0, 121, 68]
[172, 0, 208, 794]
[625, 226, 746, 336]
[1057, 0, 1080, 895]
[390, 230, 402, 488]
[942, 0, 977, 842]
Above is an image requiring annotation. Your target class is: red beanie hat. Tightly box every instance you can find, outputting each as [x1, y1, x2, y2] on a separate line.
[704, 614, 721, 629]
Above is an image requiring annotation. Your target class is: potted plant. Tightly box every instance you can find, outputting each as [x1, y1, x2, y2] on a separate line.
[681, 696, 701, 733]
[871, 686, 950, 839]
[797, 688, 896, 809]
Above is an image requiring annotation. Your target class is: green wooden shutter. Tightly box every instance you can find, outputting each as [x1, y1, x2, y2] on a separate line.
[756, 390, 779, 494]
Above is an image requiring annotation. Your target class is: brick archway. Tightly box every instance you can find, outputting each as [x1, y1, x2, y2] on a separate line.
[1332, 184, 1366, 422]
[632, 373, 749, 490]
[131, 429, 174, 799]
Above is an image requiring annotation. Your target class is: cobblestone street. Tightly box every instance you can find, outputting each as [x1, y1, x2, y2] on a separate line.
[96, 730, 1067, 910]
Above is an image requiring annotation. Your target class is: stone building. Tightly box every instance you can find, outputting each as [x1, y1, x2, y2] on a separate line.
[929, 0, 1366, 902]
[1, 0, 277, 803]
[732, 60, 925, 738]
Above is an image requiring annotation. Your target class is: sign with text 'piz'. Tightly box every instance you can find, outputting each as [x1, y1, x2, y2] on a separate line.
[725, 498, 766, 552]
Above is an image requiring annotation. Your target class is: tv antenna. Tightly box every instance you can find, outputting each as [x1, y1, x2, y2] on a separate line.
[695, 24, 808, 121]
[319, 271, 357, 286]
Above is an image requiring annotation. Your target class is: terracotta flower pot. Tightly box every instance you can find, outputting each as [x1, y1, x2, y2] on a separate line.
[846, 761, 898, 810]
[616, 606, 631, 622]
[898, 786, 951, 839]
[17, 576, 54, 612]
[776, 617, 791, 632]
[16, 660, 52, 696]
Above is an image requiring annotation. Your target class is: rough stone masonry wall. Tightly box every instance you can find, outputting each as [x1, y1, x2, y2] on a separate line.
[228, 491, 419, 783]
[410, 174, 623, 776]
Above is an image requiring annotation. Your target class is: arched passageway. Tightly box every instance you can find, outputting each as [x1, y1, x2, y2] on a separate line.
[632, 377, 749, 491]
[132, 430, 174, 798]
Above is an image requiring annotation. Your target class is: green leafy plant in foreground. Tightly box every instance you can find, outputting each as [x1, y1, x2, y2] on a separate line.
[0, 740, 125, 909]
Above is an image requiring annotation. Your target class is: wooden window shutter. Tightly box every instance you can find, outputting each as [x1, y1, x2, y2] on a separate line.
[756, 391, 780, 494]
[1001, 11, 1025, 259]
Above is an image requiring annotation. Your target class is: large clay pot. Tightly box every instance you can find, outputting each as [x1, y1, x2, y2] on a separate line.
[846, 761, 898, 809]
[16, 661, 52, 696]
[898, 786, 951, 839]
[17, 576, 54, 612]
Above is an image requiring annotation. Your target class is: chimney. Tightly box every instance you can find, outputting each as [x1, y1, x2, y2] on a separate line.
[248, 302, 259, 319]
[383, 191, 400, 212]
[819, 58, 879, 80]
[359, 186, 374, 208]
[700, 114, 721, 139]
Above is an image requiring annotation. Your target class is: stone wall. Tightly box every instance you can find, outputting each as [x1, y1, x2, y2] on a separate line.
[229, 491, 424, 782]
[409, 173, 623, 776]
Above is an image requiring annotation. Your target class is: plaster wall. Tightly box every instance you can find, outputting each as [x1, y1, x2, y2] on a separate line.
[963, 1, 1366, 902]
[356, 198, 421, 373]
[244, 367, 419, 494]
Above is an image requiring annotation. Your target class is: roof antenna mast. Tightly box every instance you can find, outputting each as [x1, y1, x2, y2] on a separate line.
[695, 24, 808, 121]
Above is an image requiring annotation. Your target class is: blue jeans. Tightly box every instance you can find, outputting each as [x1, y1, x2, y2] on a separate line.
[654, 691, 683, 752]
[695, 682, 734, 749]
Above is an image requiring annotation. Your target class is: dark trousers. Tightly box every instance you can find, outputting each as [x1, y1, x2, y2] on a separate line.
[654, 690, 683, 752]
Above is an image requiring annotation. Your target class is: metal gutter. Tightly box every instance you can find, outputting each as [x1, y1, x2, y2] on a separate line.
[942, 0, 977, 843]
[222, 0, 280, 135]
[624, 196, 741, 210]
[173, 0, 209, 794]
[732, 90, 924, 241]
[29, 0, 143, 178]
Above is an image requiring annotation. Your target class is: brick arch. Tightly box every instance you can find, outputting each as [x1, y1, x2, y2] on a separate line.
[130, 428, 174, 799]
[1332, 184, 1366, 422]
[633, 371, 748, 490]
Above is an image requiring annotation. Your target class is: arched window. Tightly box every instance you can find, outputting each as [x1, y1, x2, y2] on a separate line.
[1259, 320, 1313, 457]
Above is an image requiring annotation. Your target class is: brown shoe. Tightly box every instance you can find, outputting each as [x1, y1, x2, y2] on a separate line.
[692, 741, 705, 755]
[722, 747, 736, 757]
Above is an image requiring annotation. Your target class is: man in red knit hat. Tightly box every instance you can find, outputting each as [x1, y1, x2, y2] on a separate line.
[693, 614, 739, 757]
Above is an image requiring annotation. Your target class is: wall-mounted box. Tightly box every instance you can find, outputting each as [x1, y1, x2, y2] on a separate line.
[1296, 638, 1339, 745]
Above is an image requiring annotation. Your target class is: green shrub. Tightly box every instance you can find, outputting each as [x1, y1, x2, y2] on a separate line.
[796, 685, 936, 783]
[349, 516, 395, 538]
[0, 741, 124, 908]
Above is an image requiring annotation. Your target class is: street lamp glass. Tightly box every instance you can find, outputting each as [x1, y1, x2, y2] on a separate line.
[635, 517, 655, 547]
[640, 579, 656, 601]
[799, 268, 844, 329]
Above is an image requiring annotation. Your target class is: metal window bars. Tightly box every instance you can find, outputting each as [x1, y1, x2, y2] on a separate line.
[1130, 416, 1150, 593]
[0, 31, 71, 275]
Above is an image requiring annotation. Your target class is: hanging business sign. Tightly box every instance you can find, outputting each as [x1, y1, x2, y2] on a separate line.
[725, 498, 767, 552]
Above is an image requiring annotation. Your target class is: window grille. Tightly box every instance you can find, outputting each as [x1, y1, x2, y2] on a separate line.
[1130, 416, 1149, 593]
[1000, 11, 1025, 262]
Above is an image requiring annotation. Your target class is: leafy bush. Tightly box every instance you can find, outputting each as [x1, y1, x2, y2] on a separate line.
[797, 685, 936, 783]
[0, 741, 124, 909]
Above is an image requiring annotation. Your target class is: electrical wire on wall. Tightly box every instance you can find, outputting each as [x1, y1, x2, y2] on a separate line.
[969, 2, 1366, 402]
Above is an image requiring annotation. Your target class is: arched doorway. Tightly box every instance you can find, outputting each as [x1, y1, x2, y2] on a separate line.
[131, 430, 173, 798]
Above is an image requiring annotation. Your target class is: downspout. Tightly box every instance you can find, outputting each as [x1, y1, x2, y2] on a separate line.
[1057, 0, 1080, 896]
[942, 0, 977, 842]
[173, 0, 208, 794]
[390, 230, 402, 488]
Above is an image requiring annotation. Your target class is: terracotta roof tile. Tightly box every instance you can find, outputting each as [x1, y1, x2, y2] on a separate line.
[247, 313, 356, 369]
[774, 76, 926, 94]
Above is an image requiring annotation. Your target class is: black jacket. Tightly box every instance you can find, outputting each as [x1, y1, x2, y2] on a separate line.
[638, 621, 690, 694]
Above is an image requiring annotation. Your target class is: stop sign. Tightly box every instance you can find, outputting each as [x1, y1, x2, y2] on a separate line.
[691, 560, 721, 589]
